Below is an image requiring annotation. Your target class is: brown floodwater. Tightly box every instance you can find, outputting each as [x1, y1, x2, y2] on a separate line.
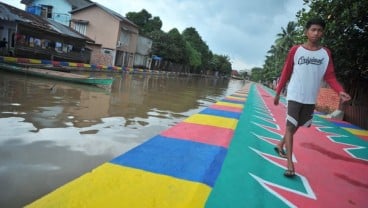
[0, 70, 246, 207]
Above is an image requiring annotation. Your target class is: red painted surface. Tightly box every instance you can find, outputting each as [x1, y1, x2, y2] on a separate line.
[52, 61, 60, 66]
[209, 104, 243, 113]
[17, 58, 30, 63]
[160, 122, 234, 148]
[257, 85, 368, 207]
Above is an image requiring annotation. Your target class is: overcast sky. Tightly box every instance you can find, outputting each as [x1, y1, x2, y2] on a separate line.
[6, 0, 306, 71]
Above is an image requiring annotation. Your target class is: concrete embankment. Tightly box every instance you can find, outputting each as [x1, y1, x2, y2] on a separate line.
[0, 56, 217, 77]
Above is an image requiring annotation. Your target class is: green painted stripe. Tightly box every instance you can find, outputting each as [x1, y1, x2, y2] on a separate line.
[205, 84, 307, 208]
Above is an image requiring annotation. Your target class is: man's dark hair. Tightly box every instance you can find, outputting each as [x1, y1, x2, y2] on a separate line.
[305, 17, 326, 29]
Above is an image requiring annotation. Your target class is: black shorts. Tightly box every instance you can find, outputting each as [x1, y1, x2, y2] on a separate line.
[286, 100, 315, 128]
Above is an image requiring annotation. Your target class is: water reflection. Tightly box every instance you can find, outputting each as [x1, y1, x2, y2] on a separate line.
[0, 70, 245, 207]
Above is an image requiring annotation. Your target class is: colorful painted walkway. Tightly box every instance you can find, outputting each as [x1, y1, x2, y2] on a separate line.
[26, 83, 368, 208]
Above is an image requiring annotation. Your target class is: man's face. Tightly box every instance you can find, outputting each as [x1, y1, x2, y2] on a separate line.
[305, 24, 324, 43]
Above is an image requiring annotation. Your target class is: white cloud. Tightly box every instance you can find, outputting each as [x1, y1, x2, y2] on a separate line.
[5, 0, 306, 70]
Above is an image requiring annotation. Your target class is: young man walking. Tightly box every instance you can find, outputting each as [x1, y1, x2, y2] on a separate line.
[273, 17, 351, 177]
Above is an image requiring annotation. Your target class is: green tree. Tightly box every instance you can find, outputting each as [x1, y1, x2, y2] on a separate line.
[250, 67, 264, 82]
[275, 21, 300, 69]
[297, 0, 368, 92]
[211, 54, 232, 76]
[126, 9, 162, 35]
[262, 45, 281, 82]
[185, 41, 201, 71]
[147, 30, 168, 58]
[262, 21, 300, 83]
[126, 9, 234, 75]
[166, 28, 187, 64]
[276, 21, 299, 51]
[239, 70, 249, 79]
[126, 9, 166, 64]
[182, 27, 212, 72]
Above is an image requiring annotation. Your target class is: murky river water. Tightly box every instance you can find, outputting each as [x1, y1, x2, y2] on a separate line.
[0, 70, 245, 207]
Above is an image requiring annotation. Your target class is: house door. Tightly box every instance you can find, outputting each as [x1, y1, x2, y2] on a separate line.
[115, 51, 127, 67]
[8, 29, 16, 55]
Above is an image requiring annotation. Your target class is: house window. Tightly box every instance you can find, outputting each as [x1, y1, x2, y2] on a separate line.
[40, 5, 53, 18]
[73, 22, 87, 35]
[118, 30, 130, 47]
[103, 49, 112, 54]
[55, 42, 62, 52]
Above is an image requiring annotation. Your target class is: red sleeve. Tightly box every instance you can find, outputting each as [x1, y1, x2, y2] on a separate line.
[323, 48, 344, 94]
[275, 45, 298, 95]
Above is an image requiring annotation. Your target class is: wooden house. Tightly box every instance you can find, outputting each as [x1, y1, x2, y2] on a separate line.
[0, 2, 92, 63]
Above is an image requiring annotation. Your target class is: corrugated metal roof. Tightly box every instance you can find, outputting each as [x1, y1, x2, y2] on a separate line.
[0, 3, 28, 22]
[46, 18, 88, 39]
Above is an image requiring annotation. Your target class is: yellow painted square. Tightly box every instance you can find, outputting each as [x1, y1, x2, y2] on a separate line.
[26, 163, 211, 208]
[184, 114, 238, 130]
[215, 101, 244, 109]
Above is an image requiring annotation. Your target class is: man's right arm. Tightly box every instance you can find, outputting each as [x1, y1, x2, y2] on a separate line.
[274, 46, 297, 105]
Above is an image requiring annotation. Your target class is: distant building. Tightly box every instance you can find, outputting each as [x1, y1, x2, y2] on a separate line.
[70, 3, 150, 68]
[0, 2, 92, 62]
[134, 35, 152, 69]
[231, 70, 240, 76]
[21, 0, 92, 26]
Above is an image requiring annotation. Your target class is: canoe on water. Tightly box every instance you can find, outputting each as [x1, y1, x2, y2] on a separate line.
[0, 63, 114, 89]
[231, 75, 244, 80]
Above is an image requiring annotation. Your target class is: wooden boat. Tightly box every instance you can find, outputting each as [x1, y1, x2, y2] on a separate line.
[231, 75, 244, 80]
[0, 63, 113, 89]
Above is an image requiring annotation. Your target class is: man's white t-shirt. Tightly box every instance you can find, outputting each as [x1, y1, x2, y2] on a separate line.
[287, 46, 329, 104]
[276, 45, 344, 104]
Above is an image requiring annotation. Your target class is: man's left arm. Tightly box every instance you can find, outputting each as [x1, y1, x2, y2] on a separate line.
[324, 56, 351, 102]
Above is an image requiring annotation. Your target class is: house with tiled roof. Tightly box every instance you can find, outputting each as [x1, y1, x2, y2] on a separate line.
[70, 2, 143, 67]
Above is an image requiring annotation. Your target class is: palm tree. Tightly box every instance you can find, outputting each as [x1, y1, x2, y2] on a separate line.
[276, 21, 298, 52]
[262, 22, 299, 83]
